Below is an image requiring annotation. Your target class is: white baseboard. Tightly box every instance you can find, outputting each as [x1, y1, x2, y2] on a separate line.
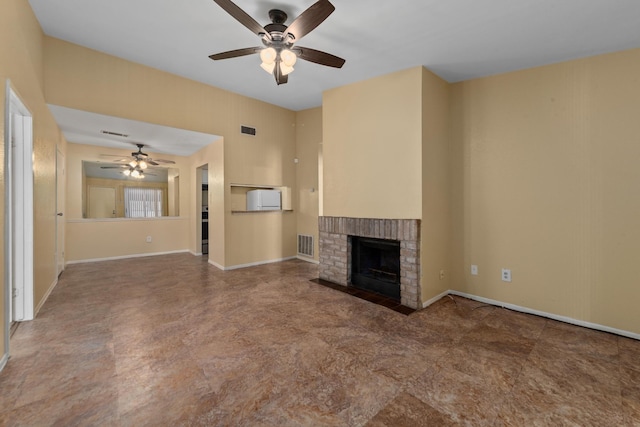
[34, 277, 58, 316]
[0, 353, 7, 373]
[65, 249, 190, 265]
[445, 290, 640, 341]
[208, 259, 224, 270]
[191, 251, 203, 256]
[210, 256, 298, 271]
[296, 255, 319, 264]
[421, 290, 450, 309]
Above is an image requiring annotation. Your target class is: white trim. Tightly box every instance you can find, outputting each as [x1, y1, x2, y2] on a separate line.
[0, 353, 8, 373]
[296, 255, 319, 264]
[35, 278, 59, 316]
[210, 256, 297, 271]
[208, 259, 224, 270]
[55, 147, 65, 277]
[65, 249, 190, 265]
[66, 216, 186, 223]
[2, 81, 10, 371]
[5, 82, 35, 332]
[190, 251, 203, 256]
[444, 290, 640, 341]
[421, 289, 450, 309]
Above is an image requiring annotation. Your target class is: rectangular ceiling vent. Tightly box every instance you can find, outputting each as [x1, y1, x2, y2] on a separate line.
[101, 130, 129, 138]
[241, 125, 256, 136]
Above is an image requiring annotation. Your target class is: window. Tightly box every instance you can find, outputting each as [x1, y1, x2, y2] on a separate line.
[124, 187, 163, 218]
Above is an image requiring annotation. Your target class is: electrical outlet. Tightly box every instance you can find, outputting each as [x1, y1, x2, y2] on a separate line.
[146, 236, 152, 243]
[439, 270, 445, 280]
[501, 268, 512, 282]
[471, 265, 478, 275]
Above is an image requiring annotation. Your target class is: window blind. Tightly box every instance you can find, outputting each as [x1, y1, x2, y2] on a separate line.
[124, 187, 163, 218]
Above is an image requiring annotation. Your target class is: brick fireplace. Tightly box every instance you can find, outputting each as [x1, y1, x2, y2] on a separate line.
[318, 217, 421, 309]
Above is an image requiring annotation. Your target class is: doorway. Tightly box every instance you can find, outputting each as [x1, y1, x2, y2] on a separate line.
[4, 82, 35, 365]
[196, 165, 208, 255]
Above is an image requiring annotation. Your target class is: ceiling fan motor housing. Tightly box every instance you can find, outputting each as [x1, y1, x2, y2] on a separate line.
[262, 9, 294, 44]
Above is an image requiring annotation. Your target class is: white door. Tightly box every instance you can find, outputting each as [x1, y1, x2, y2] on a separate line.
[56, 148, 65, 276]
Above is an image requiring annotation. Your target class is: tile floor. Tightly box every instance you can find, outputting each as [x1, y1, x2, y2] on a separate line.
[0, 253, 638, 426]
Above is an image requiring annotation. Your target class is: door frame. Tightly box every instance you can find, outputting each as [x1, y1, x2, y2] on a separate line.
[56, 147, 65, 276]
[4, 81, 35, 360]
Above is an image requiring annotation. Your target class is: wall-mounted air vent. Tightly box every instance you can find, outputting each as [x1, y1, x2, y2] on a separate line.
[241, 125, 256, 136]
[101, 130, 129, 138]
[297, 234, 314, 257]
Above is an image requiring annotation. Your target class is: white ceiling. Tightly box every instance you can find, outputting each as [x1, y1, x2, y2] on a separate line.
[29, 0, 640, 112]
[49, 104, 220, 156]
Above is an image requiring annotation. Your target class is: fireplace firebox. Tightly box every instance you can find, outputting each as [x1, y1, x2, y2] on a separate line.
[351, 237, 401, 300]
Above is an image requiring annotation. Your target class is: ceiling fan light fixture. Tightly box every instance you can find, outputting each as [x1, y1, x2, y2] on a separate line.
[260, 47, 276, 64]
[281, 49, 297, 67]
[280, 63, 294, 76]
[260, 47, 277, 74]
[260, 61, 276, 74]
[138, 160, 148, 170]
[129, 160, 137, 168]
[131, 169, 140, 178]
[123, 169, 131, 176]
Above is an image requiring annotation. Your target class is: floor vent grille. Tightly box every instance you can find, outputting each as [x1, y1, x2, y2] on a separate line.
[297, 234, 314, 257]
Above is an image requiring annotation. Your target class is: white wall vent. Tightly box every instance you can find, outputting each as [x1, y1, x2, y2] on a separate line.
[297, 234, 314, 257]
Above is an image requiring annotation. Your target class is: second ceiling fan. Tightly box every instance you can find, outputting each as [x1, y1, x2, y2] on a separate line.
[209, 0, 345, 85]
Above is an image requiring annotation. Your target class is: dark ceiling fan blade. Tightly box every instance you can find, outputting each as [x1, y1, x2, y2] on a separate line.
[209, 47, 261, 61]
[100, 166, 127, 169]
[292, 46, 345, 68]
[283, 0, 335, 41]
[148, 160, 159, 166]
[212, 0, 271, 40]
[151, 159, 176, 164]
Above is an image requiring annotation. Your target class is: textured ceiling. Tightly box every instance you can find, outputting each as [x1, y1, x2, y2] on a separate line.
[29, 0, 640, 112]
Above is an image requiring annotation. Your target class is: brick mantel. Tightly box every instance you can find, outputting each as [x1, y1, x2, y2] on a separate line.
[318, 217, 421, 309]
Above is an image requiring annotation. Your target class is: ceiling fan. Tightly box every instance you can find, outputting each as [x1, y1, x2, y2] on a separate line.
[209, 0, 345, 85]
[99, 164, 160, 179]
[99, 143, 175, 179]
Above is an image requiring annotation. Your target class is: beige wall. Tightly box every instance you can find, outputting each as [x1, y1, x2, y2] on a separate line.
[450, 48, 640, 334]
[420, 68, 452, 301]
[295, 107, 322, 261]
[1, 0, 67, 356]
[44, 37, 297, 269]
[321, 66, 453, 303]
[322, 67, 423, 219]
